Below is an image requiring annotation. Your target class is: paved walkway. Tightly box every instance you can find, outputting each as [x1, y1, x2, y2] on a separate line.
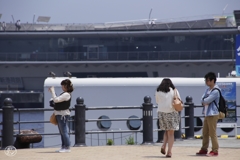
[0, 139, 239, 160]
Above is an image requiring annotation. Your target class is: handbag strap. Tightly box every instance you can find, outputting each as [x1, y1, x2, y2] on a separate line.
[174, 89, 178, 98]
[174, 89, 183, 105]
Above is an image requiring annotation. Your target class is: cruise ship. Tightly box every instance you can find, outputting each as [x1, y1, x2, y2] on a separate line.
[43, 77, 240, 147]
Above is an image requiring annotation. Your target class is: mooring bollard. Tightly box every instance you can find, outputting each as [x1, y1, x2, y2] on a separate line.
[184, 96, 194, 139]
[2, 98, 14, 149]
[74, 97, 86, 147]
[142, 96, 154, 144]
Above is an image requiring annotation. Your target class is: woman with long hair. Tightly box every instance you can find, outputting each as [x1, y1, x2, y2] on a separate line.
[49, 79, 74, 153]
[155, 78, 181, 158]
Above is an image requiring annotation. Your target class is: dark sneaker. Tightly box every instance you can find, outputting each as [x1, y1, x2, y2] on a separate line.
[196, 149, 208, 155]
[206, 151, 218, 157]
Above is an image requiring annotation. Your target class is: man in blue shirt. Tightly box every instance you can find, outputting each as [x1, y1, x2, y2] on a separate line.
[196, 72, 220, 157]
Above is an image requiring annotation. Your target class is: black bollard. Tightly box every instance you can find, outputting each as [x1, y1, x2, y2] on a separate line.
[184, 96, 194, 139]
[142, 96, 154, 145]
[174, 111, 182, 141]
[74, 97, 86, 147]
[2, 98, 14, 149]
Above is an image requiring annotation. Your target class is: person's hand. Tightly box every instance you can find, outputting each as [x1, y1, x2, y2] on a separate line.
[202, 102, 208, 106]
[48, 86, 54, 93]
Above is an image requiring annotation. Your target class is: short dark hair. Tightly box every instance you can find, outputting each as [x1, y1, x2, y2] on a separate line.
[61, 79, 74, 92]
[204, 72, 216, 83]
[156, 78, 175, 93]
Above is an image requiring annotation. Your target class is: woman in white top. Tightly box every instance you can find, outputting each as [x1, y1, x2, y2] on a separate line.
[155, 78, 181, 158]
[49, 79, 73, 153]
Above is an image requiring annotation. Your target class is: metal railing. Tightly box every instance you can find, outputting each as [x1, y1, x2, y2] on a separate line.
[0, 50, 233, 62]
[0, 95, 239, 149]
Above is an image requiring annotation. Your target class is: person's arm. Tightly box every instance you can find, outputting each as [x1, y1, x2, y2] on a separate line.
[201, 90, 219, 105]
[155, 91, 159, 104]
[201, 89, 209, 105]
[52, 93, 70, 103]
[200, 90, 209, 114]
[49, 87, 70, 103]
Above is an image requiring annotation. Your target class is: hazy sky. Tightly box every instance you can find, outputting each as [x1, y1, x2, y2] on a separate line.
[0, 0, 239, 24]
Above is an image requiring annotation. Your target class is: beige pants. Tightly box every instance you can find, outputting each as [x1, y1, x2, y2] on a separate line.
[201, 115, 219, 152]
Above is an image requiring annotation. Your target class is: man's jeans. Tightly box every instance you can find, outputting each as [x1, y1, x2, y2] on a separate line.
[56, 115, 70, 149]
[201, 115, 219, 152]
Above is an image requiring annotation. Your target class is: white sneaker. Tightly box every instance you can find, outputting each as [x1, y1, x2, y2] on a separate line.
[55, 148, 63, 152]
[58, 149, 71, 153]
[64, 149, 71, 153]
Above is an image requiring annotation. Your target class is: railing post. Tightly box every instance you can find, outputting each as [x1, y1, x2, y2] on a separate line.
[2, 98, 14, 149]
[184, 96, 194, 139]
[156, 120, 164, 143]
[174, 111, 182, 141]
[74, 97, 86, 147]
[142, 96, 154, 145]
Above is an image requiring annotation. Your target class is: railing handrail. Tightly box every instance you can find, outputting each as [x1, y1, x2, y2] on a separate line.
[0, 50, 233, 54]
[86, 118, 142, 122]
[86, 130, 142, 134]
[0, 50, 234, 62]
[86, 106, 142, 110]
[0, 104, 188, 112]
[0, 108, 76, 112]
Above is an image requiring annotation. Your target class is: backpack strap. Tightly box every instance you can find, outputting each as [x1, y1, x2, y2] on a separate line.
[211, 88, 221, 111]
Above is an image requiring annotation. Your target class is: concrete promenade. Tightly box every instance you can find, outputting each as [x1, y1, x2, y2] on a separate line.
[0, 138, 239, 160]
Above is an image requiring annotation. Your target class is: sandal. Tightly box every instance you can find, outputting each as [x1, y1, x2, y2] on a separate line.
[166, 153, 172, 158]
[160, 148, 166, 155]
